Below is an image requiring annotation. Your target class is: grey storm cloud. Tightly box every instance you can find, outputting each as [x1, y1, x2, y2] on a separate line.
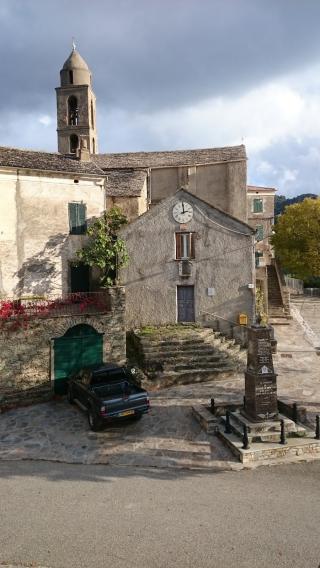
[1, 0, 320, 114]
[1, 0, 320, 197]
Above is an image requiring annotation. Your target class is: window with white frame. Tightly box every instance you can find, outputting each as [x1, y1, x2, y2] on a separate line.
[253, 198, 263, 213]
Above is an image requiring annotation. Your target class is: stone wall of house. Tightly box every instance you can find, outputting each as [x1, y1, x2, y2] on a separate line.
[120, 190, 255, 330]
[105, 181, 148, 223]
[247, 188, 275, 267]
[0, 287, 125, 408]
[0, 169, 105, 298]
[149, 160, 248, 222]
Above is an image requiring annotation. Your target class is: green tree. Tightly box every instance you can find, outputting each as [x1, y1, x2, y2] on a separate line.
[271, 197, 320, 279]
[76, 207, 129, 287]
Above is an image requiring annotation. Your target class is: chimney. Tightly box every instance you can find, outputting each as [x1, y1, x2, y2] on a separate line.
[78, 138, 91, 162]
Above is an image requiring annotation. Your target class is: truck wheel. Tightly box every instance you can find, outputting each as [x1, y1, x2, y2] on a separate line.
[67, 385, 74, 404]
[88, 408, 102, 431]
[132, 413, 142, 421]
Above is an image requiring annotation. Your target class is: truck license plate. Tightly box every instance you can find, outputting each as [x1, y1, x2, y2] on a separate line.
[119, 410, 134, 417]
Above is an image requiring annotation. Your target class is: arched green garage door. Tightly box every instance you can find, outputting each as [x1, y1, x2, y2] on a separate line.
[53, 324, 103, 394]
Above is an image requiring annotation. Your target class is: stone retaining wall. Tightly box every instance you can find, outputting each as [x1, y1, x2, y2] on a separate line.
[0, 287, 126, 408]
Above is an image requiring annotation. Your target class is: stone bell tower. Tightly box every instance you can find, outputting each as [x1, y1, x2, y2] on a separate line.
[56, 44, 98, 155]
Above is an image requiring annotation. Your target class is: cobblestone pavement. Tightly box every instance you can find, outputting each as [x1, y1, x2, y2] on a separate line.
[1, 308, 320, 471]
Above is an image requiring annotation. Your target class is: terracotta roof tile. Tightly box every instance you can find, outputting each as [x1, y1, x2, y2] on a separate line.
[94, 145, 246, 169]
[0, 146, 105, 176]
[106, 169, 147, 196]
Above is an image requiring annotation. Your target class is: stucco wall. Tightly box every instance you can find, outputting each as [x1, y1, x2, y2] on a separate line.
[0, 169, 105, 297]
[0, 287, 125, 405]
[247, 191, 275, 265]
[105, 179, 148, 222]
[120, 191, 255, 329]
[149, 161, 247, 222]
[150, 167, 179, 202]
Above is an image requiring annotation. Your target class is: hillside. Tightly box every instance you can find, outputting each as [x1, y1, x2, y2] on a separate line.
[275, 193, 318, 216]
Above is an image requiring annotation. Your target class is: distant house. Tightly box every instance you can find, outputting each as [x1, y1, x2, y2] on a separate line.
[247, 185, 276, 272]
[120, 189, 255, 331]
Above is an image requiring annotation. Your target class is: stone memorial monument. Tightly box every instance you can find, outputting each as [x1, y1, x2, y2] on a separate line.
[192, 315, 320, 466]
[243, 319, 278, 421]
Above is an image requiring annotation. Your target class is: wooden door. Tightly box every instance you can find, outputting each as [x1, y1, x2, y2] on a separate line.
[53, 324, 103, 394]
[70, 263, 90, 293]
[177, 286, 195, 322]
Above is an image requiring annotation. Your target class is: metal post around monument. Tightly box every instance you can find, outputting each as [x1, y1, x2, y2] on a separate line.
[280, 419, 287, 445]
[315, 415, 320, 440]
[225, 410, 232, 434]
[242, 424, 250, 450]
[210, 398, 215, 414]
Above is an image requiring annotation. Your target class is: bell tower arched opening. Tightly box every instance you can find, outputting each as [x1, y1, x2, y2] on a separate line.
[68, 96, 79, 126]
[70, 134, 79, 154]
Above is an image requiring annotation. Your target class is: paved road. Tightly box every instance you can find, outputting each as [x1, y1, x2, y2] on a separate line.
[0, 460, 320, 568]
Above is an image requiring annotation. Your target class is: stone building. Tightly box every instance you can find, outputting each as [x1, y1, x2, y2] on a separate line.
[247, 185, 276, 271]
[97, 145, 248, 224]
[0, 287, 126, 405]
[0, 45, 262, 401]
[120, 189, 255, 330]
[0, 146, 106, 298]
[0, 46, 251, 302]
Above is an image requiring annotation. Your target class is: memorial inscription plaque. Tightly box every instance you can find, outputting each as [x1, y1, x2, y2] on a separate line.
[243, 324, 278, 421]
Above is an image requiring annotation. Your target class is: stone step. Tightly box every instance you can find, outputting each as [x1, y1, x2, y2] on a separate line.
[220, 412, 306, 443]
[149, 367, 237, 387]
[142, 345, 217, 356]
[218, 429, 320, 465]
[133, 325, 245, 387]
[144, 351, 226, 362]
[154, 355, 227, 366]
[139, 337, 206, 347]
[205, 340, 242, 354]
[166, 360, 233, 372]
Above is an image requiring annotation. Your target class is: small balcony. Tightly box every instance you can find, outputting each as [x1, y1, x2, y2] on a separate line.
[0, 291, 111, 322]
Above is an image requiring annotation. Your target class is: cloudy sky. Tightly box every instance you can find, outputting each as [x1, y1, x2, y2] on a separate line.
[1, 0, 320, 197]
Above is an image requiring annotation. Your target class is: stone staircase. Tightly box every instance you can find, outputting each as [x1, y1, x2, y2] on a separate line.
[128, 325, 246, 388]
[267, 264, 291, 323]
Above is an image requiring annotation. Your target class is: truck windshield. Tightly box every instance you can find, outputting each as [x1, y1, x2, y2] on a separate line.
[91, 369, 126, 385]
[93, 381, 131, 397]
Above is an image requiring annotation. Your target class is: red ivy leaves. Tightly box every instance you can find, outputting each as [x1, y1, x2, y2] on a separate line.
[0, 294, 105, 332]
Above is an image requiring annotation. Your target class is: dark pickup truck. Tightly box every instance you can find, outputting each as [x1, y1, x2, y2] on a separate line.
[67, 364, 150, 431]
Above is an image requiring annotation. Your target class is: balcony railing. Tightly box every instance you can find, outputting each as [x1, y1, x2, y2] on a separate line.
[0, 292, 110, 322]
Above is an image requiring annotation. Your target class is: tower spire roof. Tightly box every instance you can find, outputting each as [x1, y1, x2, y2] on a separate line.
[62, 47, 90, 72]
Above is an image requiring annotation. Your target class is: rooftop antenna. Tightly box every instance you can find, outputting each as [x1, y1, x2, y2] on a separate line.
[72, 37, 76, 51]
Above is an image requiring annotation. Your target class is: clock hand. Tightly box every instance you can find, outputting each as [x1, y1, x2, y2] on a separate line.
[182, 202, 185, 214]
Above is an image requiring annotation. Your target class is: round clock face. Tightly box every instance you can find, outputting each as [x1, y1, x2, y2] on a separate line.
[172, 201, 193, 223]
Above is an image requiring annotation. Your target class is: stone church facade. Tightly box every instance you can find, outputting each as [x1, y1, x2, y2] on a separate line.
[0, 46, 256, 329]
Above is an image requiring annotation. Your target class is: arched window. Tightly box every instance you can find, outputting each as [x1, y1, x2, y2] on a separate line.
[92, 138, 95, 154]
[70, 134, 79, 154]
[68, 96, 79, 126]
[91, 100, 94, 129]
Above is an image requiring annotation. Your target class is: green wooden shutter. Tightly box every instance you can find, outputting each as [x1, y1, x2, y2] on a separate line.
[69, 203, 87, 234]
[256, 225, 264, 241]
[253, 199, 263, 213]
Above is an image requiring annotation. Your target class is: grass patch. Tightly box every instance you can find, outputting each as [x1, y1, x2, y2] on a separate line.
[138, 324, 201, 337]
